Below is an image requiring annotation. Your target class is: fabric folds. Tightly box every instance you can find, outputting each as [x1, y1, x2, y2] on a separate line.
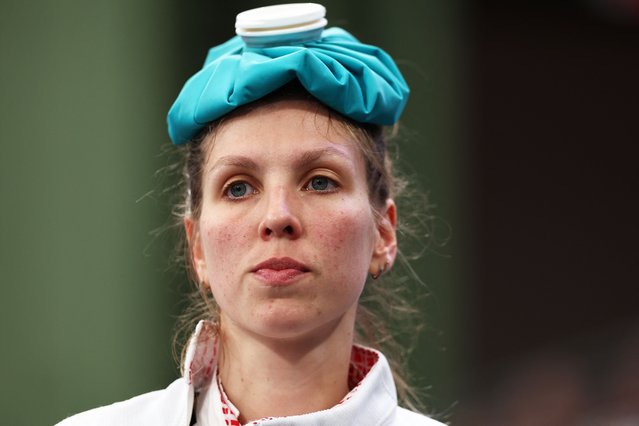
[167, 27, 409, 145]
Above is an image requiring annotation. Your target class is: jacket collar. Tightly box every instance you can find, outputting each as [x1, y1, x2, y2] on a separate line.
[184, 320, 399, 425]
[183, 320, 219, 390]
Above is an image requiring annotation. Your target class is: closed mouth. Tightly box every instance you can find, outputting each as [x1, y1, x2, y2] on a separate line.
[251, 257, 310, 273]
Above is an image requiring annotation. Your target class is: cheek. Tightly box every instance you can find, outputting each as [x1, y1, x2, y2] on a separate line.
[198, 215, 255, 310]
[309, 202, 375, 277]
[199, 216, 251, 274]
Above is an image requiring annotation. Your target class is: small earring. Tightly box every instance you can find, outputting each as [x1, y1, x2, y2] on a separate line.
[371, 261, 389, 280]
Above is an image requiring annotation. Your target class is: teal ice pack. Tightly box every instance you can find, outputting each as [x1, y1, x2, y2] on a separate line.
[167, 7, 409, 145]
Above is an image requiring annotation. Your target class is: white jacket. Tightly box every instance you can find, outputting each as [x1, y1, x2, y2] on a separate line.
[57, 321, 444, 426]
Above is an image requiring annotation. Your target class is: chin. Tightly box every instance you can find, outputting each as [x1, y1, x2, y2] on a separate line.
[253, 311, 321, 338]
[250, 305, 353, 342]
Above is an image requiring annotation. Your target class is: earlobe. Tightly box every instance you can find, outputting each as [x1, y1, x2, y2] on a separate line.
[184, 217, 208, 288]
[369, 199, 398, 277]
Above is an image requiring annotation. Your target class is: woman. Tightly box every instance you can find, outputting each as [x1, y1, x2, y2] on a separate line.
[57, 4, 444, 425]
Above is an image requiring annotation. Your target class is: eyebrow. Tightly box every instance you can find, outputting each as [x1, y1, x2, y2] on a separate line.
[208, 156, 259, 174]
[294, 147, 353, 169]
[209, 147, 353, 174]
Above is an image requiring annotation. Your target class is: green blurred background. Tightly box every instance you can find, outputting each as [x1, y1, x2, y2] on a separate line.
[3, 1, 639, 425]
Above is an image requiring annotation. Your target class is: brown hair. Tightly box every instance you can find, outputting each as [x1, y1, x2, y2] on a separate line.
[173, 82, 426, 411]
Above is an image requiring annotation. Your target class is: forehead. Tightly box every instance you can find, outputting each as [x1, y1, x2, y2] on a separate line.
[205, 99, 363, 160]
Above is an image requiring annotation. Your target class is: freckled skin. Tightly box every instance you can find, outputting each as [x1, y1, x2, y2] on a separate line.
[190, 100, 385, 342]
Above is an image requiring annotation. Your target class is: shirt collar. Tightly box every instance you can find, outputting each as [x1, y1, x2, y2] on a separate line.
[184, 320, 399, 425]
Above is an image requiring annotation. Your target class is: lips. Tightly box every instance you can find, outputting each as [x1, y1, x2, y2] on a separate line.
[251, 257, 310, 285]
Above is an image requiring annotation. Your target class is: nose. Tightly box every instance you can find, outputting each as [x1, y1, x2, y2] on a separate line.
[258, 186, 303, 240]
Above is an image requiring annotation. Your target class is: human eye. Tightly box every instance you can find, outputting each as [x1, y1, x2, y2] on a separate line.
[303, 175, 338, 193]
[223, 180, 256, 199]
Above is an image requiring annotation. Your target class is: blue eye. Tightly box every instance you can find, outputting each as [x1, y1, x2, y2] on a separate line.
[225, 181, 255, 199]
[306, 176, 337, 192]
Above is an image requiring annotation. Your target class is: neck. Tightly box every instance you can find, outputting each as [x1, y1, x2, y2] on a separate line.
[217, 308, 357, 423]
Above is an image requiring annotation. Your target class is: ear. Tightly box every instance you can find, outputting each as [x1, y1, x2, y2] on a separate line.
[184, 216, 208, 289]
[369, 199, 398, 276]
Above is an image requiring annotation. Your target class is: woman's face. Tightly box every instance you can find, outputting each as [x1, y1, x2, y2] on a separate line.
[186, 100, 396, 341]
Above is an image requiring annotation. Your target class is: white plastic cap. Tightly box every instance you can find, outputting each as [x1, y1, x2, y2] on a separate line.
[235, 3, 327, 37]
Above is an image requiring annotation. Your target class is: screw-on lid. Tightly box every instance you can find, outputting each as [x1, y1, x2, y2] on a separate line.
[235, 3, 327, 38]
